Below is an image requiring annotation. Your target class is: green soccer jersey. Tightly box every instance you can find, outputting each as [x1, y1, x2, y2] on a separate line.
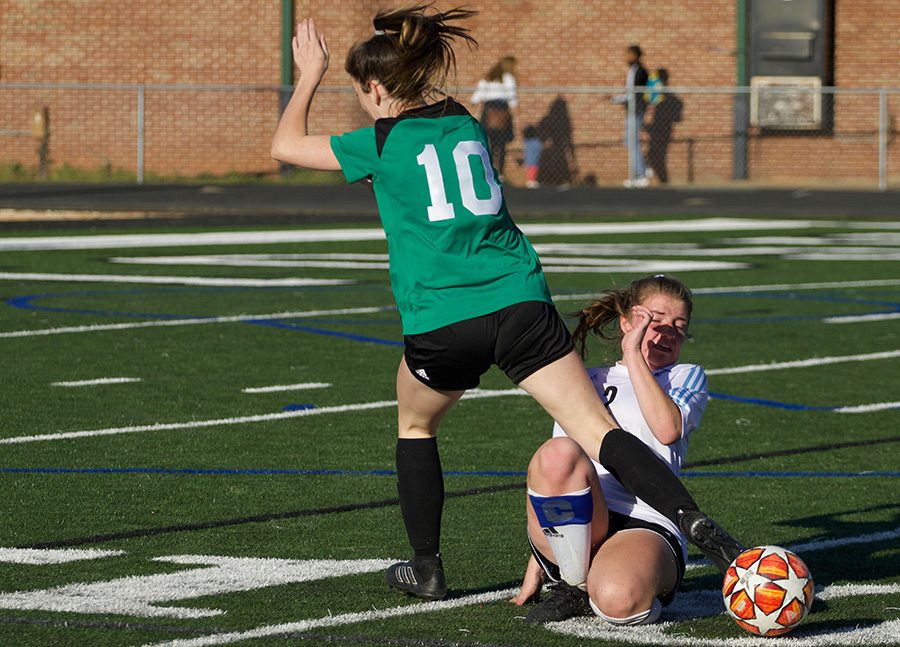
[330, 98, 552, 335]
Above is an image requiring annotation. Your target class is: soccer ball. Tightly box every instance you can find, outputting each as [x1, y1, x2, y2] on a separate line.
[722, 545, 814, 637]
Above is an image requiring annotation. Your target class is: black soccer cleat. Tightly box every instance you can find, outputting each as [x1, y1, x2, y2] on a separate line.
[678, 509, 744, 573]
[524, 581, 592, 624]
[386, 556, 447, 601]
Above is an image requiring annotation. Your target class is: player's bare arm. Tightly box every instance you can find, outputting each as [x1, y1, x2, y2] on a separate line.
[271, 18, 341, 171]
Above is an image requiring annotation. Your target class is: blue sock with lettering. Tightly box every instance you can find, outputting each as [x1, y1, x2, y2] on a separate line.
[528, 486, 593, 589]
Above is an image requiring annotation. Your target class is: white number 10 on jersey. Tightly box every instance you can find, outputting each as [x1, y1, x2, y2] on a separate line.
[416, 141, 503, 222]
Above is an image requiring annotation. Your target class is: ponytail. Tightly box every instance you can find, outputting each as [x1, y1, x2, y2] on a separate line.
[572, 275, 694, 358]
[345, 4, 477, 104]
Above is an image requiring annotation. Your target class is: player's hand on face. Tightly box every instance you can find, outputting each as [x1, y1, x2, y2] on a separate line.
[621, 304, 653, 356]
[293, 18, 329, 83]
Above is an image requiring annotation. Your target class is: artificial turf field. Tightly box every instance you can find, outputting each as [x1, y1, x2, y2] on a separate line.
[0, 215, 898, 646]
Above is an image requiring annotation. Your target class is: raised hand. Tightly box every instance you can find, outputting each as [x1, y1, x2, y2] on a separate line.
[621, 304, 653, 358]
[292, 18, 329, 84]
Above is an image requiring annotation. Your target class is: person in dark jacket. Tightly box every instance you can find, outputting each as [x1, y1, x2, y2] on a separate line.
[612, 45, 650, 187]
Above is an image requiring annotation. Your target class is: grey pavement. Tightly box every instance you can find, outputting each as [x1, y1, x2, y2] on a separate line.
[0, 183, 897, 230]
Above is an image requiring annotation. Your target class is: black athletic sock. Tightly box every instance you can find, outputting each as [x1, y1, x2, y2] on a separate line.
[396, 437, 444, 577]
[598, 428, 698, 524]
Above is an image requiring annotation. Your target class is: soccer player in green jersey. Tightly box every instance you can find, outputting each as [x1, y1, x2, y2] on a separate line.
[272, 4, 742, 611]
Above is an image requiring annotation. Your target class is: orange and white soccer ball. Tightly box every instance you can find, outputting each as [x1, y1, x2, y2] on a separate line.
[722, 545, 814, 637]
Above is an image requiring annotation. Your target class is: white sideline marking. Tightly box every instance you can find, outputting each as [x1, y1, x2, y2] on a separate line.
[51, 377, 142, 387]
[0, 272, 352, 288]
[0, 388, 526, 445]
[3, 219, 892, 252]
[824, 312, 900, 324]
[791, 251, 900, 261]
[0, 306, 392, 339]
[835, 401, 900, 413]
[542, 261, 748, 273]
[552, 278, 900, 301]
[816, 583, 900, 601]
[787, 527, 900, 555]
[684, 526, 900, 572]
[111, 253, 392, 267]
[552, 588, 900, 646]
[241, 382, 332, 394]
[729, 233, 900, 246]
[0, 548, 124, 565]
[145, 528, 900, 646]
[143, 587, 518, 647]
[0, 557, 395, 620]
[705, 350, 900, 376]
[112, 252, 747, 273]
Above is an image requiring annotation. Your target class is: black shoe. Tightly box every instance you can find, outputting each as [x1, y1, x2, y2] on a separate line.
[678, 509, 744, 573]
[386, 556, 447, 601]
[524, 581, 592, 624]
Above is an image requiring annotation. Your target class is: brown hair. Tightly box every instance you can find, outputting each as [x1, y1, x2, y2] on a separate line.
[485, 55, 516, 81]
[571, 275, 694, 358]
[345, 4, 478, 105]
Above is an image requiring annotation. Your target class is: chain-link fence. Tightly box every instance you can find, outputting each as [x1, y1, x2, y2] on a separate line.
[1, 83, 896, 190]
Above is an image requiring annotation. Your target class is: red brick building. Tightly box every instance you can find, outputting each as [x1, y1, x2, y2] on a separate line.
[0, 1, 897, 186]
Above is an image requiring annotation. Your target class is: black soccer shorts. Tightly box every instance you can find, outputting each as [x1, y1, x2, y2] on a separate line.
[403, 300, 574, 391]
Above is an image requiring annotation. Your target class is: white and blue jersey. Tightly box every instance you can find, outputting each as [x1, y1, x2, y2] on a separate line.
[552, 362, 709, 561]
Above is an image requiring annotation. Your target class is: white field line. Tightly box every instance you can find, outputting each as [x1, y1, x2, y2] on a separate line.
[6, 218, 896, 253]
[143, 587, 518, 647]
[0, 306, 393, 340]
[684, 526, 900, 572]
[51, 377, 142, 387]
[111, 254, 747, 273]
[552, 278, 900, 302]
[542, 261, 748, 273]
[824, 312, 900, 324]
[145, 527, 900, 647]
[704, 350, 900, 376]
[0, 388, 526, 445]
[0, 548, 125, 565]
[729, 233, 900, 245]
[241, 383, 332, 394]
[835, 401, 900, 413]
[111, 253, 392, 266]
[791, 251, 900, 261]
[0, 273, 352, 288]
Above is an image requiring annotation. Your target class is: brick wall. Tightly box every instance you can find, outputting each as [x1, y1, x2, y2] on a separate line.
[0, 0, 896, 185]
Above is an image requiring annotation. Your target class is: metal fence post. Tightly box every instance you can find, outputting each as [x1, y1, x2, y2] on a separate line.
[136, 85, 145, 185]
[878, 89, 887, 191]
[626, 87, 636, 182]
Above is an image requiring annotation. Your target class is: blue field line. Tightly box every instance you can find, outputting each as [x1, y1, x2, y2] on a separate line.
[7, 287, 900, 332]
[0, 466, 897, 478]
[246, 319, 404, 346]
[709, 391, 835, 411]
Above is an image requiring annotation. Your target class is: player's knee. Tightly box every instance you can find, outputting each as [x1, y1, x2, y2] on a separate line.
[529, 437, 585, 487]
[589, 579, 649, 620]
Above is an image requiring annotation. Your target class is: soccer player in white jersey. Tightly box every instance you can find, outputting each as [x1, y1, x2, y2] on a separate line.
[513, 275, 730, 624]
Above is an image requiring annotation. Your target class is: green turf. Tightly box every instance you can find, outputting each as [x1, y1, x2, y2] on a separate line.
[0, 216, 898, 646]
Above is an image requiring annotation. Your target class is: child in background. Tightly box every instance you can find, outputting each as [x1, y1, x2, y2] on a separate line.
[523, 125, 542, 188]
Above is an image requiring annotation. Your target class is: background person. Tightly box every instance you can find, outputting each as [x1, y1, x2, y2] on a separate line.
[612, 44, 650, 187]
[471, 56, 518, 179]
[646, 68, 683, 184]
[514, 275, 716, 624]
[522, 124, 542, 188]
